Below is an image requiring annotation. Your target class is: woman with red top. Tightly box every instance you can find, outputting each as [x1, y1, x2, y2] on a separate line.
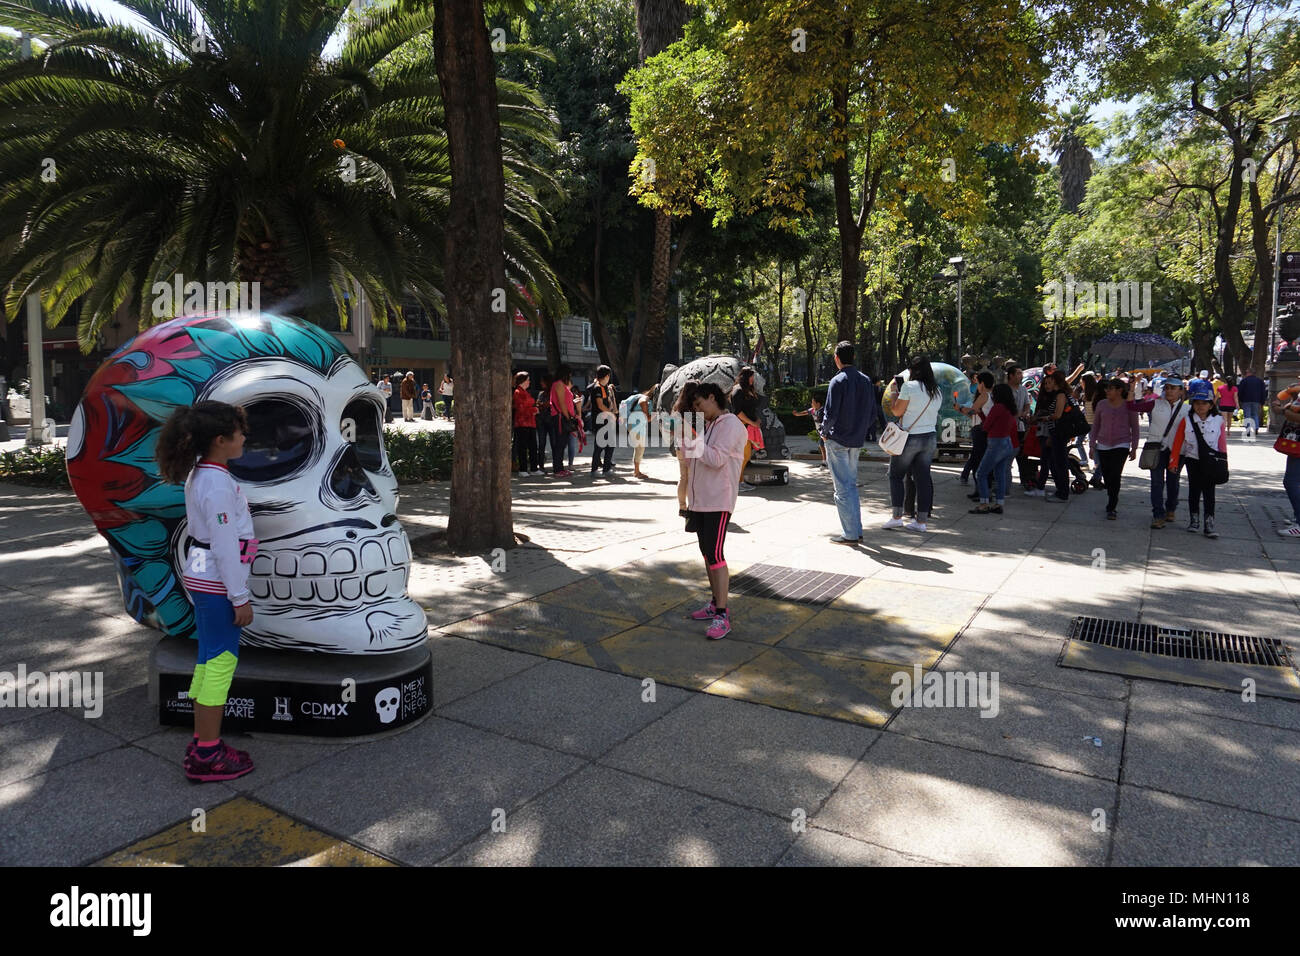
[1089, 378, 1141, 519]
[548, 365, 577, 477]
[969, 384, 1019, 514]
[1216, 376, 1238, 435]
[512, 371, 540, 475]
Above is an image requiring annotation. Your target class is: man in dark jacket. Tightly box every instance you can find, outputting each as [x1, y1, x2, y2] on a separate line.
[821, 341, 878, 543]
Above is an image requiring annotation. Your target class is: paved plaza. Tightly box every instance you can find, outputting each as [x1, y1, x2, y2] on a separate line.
[2, 433, 1299, 866]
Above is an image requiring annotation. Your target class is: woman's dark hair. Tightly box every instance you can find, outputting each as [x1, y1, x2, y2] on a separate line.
[156, 401, 248, 485]
[673, 380, 701, 414]
[735, 366, 758, 397]
[1103, 377, 1128, 399]
[1082, 373, 1098, 405]
[1044, 369, 1069, 392]
[694, 381, 729, 410]
[555, 364, 572, 384]
[538, 374, 551, 389]
[513, 371, 529, 387]
[907, 356, 939, 397]
[991, 383, 1017, 416]
[976, 371, 995, 390]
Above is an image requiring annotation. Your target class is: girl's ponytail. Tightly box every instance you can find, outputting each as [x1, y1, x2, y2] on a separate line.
[155, 401, 248, 484]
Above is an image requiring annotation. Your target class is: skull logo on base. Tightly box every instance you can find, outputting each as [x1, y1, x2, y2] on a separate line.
[66, 312, 428, 654]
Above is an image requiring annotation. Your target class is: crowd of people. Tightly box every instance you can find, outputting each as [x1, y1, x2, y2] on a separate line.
[373, 371, 454, 422]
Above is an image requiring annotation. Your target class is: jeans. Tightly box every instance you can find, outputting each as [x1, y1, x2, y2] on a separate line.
[961, 425, 987, 481]
[1185, 457, 1216, 517]
[1150, 448, 1181, 518]
[975, 437, 1014, 503]
[1285, 455, 1300, 525]
[824, 440, 863, 539]
[1047, 433, 1070, 499]
[889, 432, 936, 517]
[1097, 447, 1128, 512]
[1241, 402, 1262, 432]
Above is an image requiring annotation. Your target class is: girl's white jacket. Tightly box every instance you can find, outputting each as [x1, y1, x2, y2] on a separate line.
[181, 462, 255, 605]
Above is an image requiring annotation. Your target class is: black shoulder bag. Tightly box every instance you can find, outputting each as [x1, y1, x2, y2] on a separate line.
[1190, 416, 1229, 485]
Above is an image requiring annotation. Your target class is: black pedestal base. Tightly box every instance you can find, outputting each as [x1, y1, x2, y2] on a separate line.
[150, 635, 432, 736]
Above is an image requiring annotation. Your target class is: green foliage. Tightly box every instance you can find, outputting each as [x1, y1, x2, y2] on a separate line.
[0, 0, 564, 347]
[0, 446, 71, 488]
[770, 385, 809, 410]
[383, 427, 454, 482]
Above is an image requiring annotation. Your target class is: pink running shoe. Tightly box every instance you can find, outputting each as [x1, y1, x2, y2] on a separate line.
[706, 611, 731, 640]
[184, 741, 254, 782]
[688, 600, 717, 620]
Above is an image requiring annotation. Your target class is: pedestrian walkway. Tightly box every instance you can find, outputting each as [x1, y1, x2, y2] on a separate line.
[2, 435, 1299, 865]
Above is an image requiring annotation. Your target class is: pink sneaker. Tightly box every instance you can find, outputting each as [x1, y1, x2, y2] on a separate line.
[184, 741, 254, 782]
[688, 600, 717, 620]
[706, 611, 731, 640]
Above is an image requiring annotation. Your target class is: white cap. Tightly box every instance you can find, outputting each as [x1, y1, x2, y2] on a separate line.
[1199, 370, 1210, 378]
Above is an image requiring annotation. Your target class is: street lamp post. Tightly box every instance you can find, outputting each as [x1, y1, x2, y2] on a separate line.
[20, 32, 49, 447]
[948, 256, 966, 359]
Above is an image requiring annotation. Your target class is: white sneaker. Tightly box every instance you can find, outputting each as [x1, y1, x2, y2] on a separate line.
[1025, 489, 1045, 497]
[529, 470, 543, 476]
[1278, 525, 1300, 538]
[904, 520, 927, 532]
[883, 517, 906, 529]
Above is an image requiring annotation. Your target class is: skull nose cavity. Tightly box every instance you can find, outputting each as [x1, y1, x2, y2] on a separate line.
[330, 444, 377, 501]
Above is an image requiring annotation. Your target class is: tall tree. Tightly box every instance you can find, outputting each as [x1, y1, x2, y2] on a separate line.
[433, 0, 513, 551]
[1050, 105, 1097, 214]
[631, 0, 690, 386]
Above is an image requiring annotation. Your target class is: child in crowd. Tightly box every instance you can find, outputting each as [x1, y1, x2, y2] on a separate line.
[1170, 378, 1227, 538]
[793, 391, 826, 466]
[155, 401, 257, 782]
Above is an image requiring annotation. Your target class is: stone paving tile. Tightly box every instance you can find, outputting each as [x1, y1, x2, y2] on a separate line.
[252, 716, 585, 866]
[0, 747, 237, 866]
[1122, 689, 1300, 819]
[777, 827, 943, 866]
[1129, 679, 1300, 731]
[440, 600, 635, 658]
[814, 733, 1115, 866]
[940, 627, 1130, 701]
[439, 764, 794, 866]
[970, 593, 1142, 638]
[602, 693, 873, 816]
[134, 725, 356, 793]
[643, 595, 817, 647]
[560, 625, 766, 690]
[1110, 786, 1300, 866]
[887, 678, 1125, 779]
[428, 632, 543, 708]
[534, 572, 692, 623]
[778, 607, 959, 667]
[0, 709, 124, 787]
[440, 659, 691, 758]
[829, 579, 985, 624]
[707, 646, 902, 726]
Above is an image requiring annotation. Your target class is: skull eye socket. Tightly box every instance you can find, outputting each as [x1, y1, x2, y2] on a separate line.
[343, 399, 384, 471]
[229, 399, 315, 482]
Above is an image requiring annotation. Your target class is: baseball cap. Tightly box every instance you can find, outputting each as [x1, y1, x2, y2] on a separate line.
[1199, 369, 1210, 378]
[1162, 375, 1184, 387]
[1187, 379, 1214, 401]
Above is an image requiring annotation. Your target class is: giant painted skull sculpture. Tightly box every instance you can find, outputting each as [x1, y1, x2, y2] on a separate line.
[655, 354, 766, 418]
[67, 312, 428, 654]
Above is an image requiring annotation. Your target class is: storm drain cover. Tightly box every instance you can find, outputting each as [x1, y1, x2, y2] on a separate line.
[1059, 616, 1300, 699]
[730, 564, 862, 606]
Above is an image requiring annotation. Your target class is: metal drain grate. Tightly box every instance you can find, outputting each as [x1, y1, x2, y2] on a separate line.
[1068, 617, 1294, 668]
[730, 564, 863, 606]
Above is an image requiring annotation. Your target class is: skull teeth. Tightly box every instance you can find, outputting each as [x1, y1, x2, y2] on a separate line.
[243, 532, 410, 605]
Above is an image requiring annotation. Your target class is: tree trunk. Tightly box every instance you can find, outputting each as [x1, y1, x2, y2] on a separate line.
[640, 209, 672, 387]
[832, 138, 859, 343]
[434, 0, 513, 552]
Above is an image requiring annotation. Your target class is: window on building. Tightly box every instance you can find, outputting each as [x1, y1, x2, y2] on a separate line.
[526, 326, 544, 350]
[582, 321, 595, 351]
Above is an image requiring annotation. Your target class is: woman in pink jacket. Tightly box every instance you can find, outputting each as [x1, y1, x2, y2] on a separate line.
[681, 382, 748, 640]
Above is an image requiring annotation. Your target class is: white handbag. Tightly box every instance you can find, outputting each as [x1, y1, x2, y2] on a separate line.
[879, 392, 935, 456]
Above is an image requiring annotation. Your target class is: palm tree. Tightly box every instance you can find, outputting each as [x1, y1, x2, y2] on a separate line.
[0, 0, 563, 346]
[632, 0, 690, 386]
[1050, 104, 1097, 215]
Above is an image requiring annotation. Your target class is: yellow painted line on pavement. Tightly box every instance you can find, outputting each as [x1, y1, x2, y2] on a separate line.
[96, 797, 393, 867]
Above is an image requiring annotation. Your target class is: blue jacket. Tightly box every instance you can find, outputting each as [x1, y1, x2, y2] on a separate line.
[822, 366, 878, 448]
